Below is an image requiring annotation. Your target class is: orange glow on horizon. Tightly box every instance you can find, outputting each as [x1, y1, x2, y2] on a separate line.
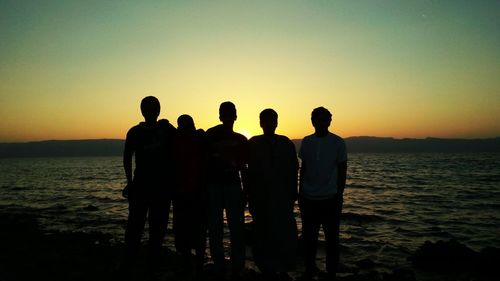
[0, 2, 498, 142]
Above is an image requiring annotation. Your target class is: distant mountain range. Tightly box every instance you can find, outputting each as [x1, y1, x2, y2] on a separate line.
[293, 136, 500, 153]
[0, 139, 124, 158]
[0, 137, 499, 158]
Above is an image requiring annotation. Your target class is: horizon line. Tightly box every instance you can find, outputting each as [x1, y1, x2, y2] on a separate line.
[1, 135, 499, 144]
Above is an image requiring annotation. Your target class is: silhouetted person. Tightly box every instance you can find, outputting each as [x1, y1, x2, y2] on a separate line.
[172, 114, 207, 276]
[298, 107, 347, 280]
[122, 96, 176, 270]
[206, 101, 248, 279]
[246, 109, 299, 280]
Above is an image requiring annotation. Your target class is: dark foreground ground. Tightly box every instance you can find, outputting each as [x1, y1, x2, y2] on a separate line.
[0, 211, 498, 281]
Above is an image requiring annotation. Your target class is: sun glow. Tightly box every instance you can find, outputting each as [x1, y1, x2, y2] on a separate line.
[0, 1, 499, 142]
[236, 129, 255, 140]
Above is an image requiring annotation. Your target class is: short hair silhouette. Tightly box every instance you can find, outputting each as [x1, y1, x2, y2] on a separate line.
[177, 114, 195, 131]
[259, 108, 278, 122]
[259, 108, 278, 135]
[140, 96, 160, 120]
[219, 101, 237, 124]
[311, 106, 332, 121]
[219, 101, 236, 117]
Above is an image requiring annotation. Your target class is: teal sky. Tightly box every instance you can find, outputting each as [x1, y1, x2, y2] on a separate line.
[0, 0, 499, 141]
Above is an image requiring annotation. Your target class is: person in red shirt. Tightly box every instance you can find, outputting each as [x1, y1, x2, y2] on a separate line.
[172, 114, 207, 276]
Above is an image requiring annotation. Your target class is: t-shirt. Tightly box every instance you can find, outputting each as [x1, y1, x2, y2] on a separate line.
[125, 121, 176, 184]
[299, 132, 347, 199]
[174, 129, 206, 193]
[206, 124, 248, 184]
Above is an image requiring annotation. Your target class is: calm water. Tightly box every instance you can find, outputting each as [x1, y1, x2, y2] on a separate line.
[1, 153, 499, 269]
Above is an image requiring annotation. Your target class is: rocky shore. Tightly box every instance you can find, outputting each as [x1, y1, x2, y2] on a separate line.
[0, 211, 497, 281]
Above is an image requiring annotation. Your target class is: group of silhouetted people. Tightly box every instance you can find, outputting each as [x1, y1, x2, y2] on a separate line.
[121, 96, 347, 281]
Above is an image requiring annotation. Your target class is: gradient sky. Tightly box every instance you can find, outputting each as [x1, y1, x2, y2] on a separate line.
[1, 0, 499, 142]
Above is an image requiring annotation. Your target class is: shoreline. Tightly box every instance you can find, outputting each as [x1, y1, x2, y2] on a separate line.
[1, 211, 498, 281]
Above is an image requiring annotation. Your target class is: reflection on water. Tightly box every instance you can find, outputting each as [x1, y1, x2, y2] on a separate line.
[1, 153, 499, 268]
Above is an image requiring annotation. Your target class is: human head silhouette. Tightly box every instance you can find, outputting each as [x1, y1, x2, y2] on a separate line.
[140, 96, 160, 123]
[219, 101, 237, 126]
[177, 114, 196, 132]
[259, 108, 278, 136]
[311, 106, 332, 137]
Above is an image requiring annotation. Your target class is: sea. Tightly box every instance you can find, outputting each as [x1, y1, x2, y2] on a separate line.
[1, 153, 499, 272]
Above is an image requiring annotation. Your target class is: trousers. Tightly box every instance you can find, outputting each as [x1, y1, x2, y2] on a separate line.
[299, 194, 343, 274]
[207, 183, 245, 272]
[124, 187, 171, 263]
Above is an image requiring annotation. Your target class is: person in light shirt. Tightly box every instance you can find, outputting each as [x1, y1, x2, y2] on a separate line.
[298, 106, 347, 281]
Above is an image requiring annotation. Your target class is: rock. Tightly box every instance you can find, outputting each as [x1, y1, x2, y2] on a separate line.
[410, 239, 478, 272]
[478, 246, 500, 268]
[473, 247, 500, 280]
[408, 239, 500, 280]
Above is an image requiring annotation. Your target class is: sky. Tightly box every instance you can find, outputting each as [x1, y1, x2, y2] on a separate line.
[0, 0, 499, 142]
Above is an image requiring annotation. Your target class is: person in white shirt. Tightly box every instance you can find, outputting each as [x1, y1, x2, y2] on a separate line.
[298, 107, 347, 280]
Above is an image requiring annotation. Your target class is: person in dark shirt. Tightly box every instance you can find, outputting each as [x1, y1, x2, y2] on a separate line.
[205, 101, 248, 279]
[172, 114, 207, 276]
[122, 96, 176, 269]
[247, 109, 298, 280]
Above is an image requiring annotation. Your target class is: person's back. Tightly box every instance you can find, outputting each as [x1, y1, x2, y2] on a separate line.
[127, 120, 175, 187]
[172, 114, 207, 275]
[206, 124, 248, 184]
[205, 101, 248, 279]
[174, 115, 206, 193]
[298, 106, 347, 280]
[121, 96, 176, 271]
[247, 109, 298, 278]
[299, 132, 345, 199]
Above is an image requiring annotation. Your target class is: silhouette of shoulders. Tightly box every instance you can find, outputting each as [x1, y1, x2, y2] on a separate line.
[302, 132, 344, 143]
[249, 134, 294, 146]
[206, 124, 247, 141]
